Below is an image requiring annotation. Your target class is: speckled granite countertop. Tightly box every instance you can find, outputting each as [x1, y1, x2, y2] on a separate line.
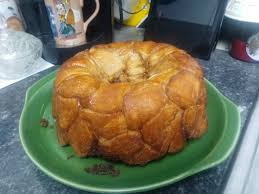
[0, 50, 259, 194]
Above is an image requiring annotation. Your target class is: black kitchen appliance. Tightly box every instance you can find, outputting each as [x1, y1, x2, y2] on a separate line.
[144, 0, 228, 59]
[19, 0, 113, 64]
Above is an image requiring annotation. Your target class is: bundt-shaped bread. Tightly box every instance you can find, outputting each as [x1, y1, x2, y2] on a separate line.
[52, 41, 208, 165]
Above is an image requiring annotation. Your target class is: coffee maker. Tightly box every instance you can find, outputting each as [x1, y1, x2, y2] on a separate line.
[19, 0, 113, 64]
[144, 0, 228, 59]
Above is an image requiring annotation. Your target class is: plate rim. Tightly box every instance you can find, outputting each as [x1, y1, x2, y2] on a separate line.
[19, 71, 241, 193]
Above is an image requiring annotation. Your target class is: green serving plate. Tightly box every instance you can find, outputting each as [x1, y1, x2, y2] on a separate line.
[19, 71, 240, 193]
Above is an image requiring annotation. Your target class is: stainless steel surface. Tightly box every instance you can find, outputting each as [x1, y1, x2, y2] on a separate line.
[224, 95, 259, 194]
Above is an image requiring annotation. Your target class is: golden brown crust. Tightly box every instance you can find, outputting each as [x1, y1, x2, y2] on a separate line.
[52, 41, 208, 165]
